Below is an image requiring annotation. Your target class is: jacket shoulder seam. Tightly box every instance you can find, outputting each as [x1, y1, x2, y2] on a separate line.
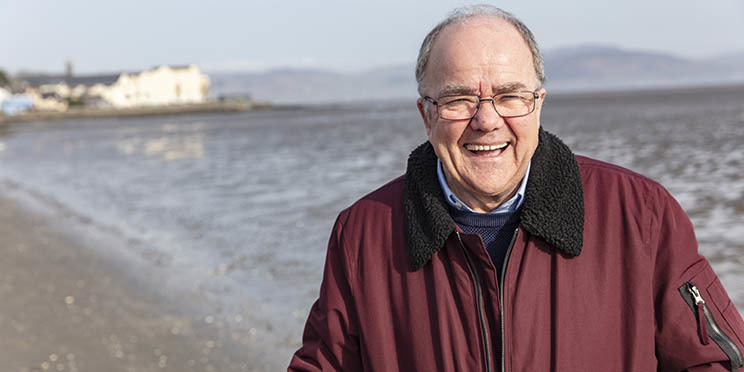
[642, 180, 658, 259]
[577, 157, 664, 260]
[334, 207, 358, 300]
[576, 159, 660, 185]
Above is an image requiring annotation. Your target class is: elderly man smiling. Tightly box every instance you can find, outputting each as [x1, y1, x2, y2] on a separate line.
[289, 5, 744, 372]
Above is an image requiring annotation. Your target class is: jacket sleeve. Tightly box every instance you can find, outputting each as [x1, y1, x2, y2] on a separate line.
[288, 211, 363, 371]
[652, 186, 744, 371]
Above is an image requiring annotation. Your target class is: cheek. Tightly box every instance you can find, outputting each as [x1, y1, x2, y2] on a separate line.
[424, 120, 435, 139]
[433, 125, 463, 148]
[513, 118, 540, 141]
[424, 111, 437, 139]
[428, 120, 444, 139]
[518, 127, 540, 156]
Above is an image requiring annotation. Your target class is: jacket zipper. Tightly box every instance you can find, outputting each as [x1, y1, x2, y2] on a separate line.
[499, 229, 519, 372]
[457, 232, 492, 372]
[679, 281, 744, 371]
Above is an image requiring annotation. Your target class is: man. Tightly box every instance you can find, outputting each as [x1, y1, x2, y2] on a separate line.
[289, 5, 744, 371]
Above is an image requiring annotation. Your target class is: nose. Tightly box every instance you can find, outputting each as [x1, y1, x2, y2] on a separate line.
[469, 98, 505, 132]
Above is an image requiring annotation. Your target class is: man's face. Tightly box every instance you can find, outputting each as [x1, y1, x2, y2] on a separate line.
[416, 17, 546, 213]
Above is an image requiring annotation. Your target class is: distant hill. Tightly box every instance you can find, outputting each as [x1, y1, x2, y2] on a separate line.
[208, 45, 744, 104]
[542, 44, 744, 91]
[208, 66, 417, 105]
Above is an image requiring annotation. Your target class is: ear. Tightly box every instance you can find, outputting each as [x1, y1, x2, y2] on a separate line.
[537, 87, 547, 101]
[533, 87, 547, 127]
[417, 98, 433, 138]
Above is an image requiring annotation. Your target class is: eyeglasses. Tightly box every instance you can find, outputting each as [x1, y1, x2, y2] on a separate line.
[423, 91, 541, 121]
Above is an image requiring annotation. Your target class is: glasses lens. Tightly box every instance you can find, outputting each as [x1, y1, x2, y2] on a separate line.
[438, 96, 479, 120]
[494, 92, 535, 117]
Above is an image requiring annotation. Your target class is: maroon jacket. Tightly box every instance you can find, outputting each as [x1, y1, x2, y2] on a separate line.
[289, 130, 744, 371]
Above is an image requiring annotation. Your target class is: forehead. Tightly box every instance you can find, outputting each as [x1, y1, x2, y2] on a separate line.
[424, 17, 537, 95]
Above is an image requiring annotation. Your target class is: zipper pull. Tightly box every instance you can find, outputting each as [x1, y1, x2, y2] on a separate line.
[687, 283, 710, 345]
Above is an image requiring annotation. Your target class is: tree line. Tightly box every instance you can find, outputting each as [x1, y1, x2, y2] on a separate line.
[0, 69, 10, 87]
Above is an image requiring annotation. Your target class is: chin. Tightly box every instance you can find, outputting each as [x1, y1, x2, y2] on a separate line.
[466, 181, 514, 198]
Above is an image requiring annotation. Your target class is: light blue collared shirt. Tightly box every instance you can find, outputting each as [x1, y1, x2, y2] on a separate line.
[437, 158, 530, 214]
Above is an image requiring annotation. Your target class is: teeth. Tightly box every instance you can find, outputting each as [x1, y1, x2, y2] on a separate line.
[465, 143, 508, 151]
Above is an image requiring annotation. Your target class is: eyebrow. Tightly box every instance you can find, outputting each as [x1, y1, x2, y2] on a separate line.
[437, 84, 478, 97]
[436, 82, 530, 97]
[494, 82, 529, 94]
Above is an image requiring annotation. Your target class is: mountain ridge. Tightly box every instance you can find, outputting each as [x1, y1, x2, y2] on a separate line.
[209, 45, 744, 104]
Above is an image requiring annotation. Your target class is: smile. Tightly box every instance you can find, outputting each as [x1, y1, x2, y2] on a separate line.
[464, 142, 509, 154]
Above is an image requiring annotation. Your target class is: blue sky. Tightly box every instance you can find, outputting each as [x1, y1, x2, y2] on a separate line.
[2, 0, 743, 74]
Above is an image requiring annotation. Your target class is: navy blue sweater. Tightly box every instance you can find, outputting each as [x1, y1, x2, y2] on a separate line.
[450, 207, 522, 277]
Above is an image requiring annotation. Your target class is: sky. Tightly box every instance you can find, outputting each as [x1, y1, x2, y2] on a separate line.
[2, 0, 744, 75]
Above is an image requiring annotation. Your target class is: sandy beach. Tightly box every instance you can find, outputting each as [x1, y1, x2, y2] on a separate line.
[0, 190, 266, 372]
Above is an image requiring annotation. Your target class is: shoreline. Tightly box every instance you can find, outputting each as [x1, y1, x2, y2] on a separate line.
[0, 182, 270, 371]
[0, 101, 274, 124]
[3, 81, 743, 126]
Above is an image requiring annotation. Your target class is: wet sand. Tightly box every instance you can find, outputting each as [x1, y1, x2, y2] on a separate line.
[0, 194, 265, 372]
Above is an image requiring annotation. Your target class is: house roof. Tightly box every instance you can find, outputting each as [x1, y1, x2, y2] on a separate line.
[153, 64, 192, 70]
[21, 74, 121, 88]
[19, 64, 200, 88]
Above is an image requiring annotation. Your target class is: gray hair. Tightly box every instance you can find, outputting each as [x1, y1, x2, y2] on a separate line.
[415, 5, 545, 94]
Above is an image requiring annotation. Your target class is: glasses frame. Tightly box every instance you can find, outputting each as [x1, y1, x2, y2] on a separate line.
[423, 90, 541, 120]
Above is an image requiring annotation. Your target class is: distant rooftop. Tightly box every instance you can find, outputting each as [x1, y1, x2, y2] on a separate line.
[19, 64, 199, 88]
[21, 74, 121, 88]
[154, 64, 192, 70]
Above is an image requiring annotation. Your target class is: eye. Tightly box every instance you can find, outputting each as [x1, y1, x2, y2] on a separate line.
[439, 96, 478, 105]
[499, 94, 522, 101]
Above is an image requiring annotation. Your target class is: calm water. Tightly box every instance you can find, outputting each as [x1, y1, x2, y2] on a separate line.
[1, 86, 743, 370]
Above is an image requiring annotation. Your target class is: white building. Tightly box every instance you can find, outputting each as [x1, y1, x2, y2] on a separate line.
[19, 64, 210, 110]
[0, 87, 10, 103]
[100, 65, 210, 108]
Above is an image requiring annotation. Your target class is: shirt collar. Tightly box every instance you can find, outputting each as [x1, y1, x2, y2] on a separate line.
[437, 158, 530, 215]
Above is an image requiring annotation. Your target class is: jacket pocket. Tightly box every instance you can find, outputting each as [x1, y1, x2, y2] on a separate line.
[679, 280, 744, 371]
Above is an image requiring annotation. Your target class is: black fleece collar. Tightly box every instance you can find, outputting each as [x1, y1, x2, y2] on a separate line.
[402, 129, 585, 271]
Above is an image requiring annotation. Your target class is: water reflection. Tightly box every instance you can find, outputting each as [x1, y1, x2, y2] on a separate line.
[0, 123, 13, 139]
[116, 134, 205, 161]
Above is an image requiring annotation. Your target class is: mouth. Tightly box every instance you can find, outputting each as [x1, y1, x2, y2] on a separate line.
[464, 142, 509, 156]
